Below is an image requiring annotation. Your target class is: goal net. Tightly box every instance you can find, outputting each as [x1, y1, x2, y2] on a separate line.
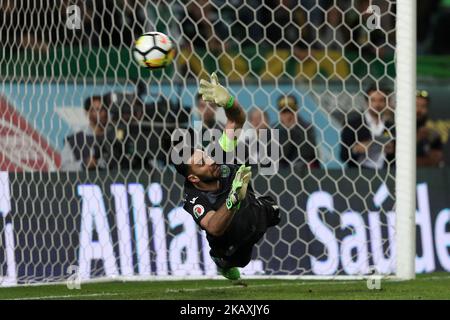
[0, 0, 415, 286]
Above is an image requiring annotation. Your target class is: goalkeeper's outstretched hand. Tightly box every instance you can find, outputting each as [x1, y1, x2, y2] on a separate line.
[226, 165, 252, 210]
[199, 72, 233, 108]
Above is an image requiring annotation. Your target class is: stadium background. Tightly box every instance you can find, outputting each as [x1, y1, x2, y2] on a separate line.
[0, 0, 449, 288]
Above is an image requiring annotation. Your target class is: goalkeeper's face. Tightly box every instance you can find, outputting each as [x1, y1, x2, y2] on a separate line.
[187, 150, 221, 184]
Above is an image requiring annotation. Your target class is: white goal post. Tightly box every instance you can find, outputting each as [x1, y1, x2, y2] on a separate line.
[395, 0, 417, 281]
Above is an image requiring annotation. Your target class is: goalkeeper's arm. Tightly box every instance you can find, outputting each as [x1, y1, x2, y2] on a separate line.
[199, 165, 252, 236]
[199, 73, 246, 152]
[200, 204, 238, 237]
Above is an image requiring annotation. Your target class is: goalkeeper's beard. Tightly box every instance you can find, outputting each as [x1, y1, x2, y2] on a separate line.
[200, 166, 221, 183]
[200, 176, 220, 184]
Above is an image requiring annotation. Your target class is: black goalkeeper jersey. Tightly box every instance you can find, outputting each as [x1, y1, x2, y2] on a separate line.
[182, 164, 272, 257]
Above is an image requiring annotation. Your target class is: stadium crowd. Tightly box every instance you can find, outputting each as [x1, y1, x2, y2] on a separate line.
[60, 87, 445, 171]
[1, 0, 449, 55]
[0, 0, 446, 171]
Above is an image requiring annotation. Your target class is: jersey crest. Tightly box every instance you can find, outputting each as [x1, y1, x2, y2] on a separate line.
[220, 165, 231, 178]
[193, 204, 205, 219]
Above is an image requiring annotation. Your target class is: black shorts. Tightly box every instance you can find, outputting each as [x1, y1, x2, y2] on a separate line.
[210, 195, 280, 269]
[254, 195, 280, 228]
[210, 241, 256, 269]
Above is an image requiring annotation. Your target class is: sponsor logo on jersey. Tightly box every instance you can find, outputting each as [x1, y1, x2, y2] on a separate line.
[193, 204, 205, 219]
[190, 196, 198, 204]
[221, 165, 231, 178]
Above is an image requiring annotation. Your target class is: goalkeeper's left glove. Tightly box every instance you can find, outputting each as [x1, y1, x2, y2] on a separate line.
[226, 165, 252, 210]
[198, 72, 234, 109]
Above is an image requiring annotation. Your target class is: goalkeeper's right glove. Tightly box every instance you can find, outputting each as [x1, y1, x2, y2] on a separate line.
[198, 72, 235, 109]
[226, 165, 252, 210]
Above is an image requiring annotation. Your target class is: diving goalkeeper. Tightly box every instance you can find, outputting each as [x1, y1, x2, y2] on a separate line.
[173, 73, 280, 280]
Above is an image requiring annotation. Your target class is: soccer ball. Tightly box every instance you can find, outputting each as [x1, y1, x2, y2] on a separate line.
[133, 32, 176, 69]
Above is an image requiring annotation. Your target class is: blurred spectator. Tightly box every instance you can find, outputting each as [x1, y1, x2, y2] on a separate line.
[384, 93, 396, 125]
[249, 107, 270, 133]
[302, 0, 332, 28]
[223, 0, 264, 47]
[340, 85, 395, 169]
[196, 93, 223, 131]
[188, 94, 224, 150]
[417, 0, 440, 53]
[429, 0, 450, 54]
[102, 92, 187, 170]
[121, 0, 150, 45]
[1, 0, 443, 58]
[143, 95, 190, 166]
[141, 0, 182, 41]
[239, 107, 271, 164]
[59, 0, 86, 46]
[61, 95, 107, 171]
[416, 90, 444, 167]
[0, 0, 91, 49]
[82, 0, 145, 47]
[0, 0, 64, 51]
[258, 0, 311, 58]
[315, 6, 350, 51]
[345, 0, 395, 58]
[101, 92, 151, 170]
[179, 0, 229, 52]
[275, 95, 318, 169]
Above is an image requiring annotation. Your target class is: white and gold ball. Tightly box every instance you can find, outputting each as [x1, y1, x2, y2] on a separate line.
[133, 32, 176, 69]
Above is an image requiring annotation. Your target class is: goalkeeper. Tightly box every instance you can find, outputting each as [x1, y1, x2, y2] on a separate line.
[173, 73, 280, 281]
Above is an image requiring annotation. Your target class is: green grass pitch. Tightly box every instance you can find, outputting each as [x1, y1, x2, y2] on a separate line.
[0, 273, 449, 300]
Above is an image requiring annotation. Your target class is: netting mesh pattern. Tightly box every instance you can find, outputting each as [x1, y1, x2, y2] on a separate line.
[0, 0, 398, 284]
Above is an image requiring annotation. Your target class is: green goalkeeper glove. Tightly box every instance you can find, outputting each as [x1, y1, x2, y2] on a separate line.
[226, 165, 252, 210]
[198, 72, 234, 109]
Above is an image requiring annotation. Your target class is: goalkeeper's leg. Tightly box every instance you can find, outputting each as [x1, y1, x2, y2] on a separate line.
[210, 244, 253, 280]
[210, 196, 280, 280]
[211, 257, 241, 281]
[255, 195, 281, 227]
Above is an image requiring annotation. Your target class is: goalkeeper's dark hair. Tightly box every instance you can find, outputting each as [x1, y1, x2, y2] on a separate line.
[171, 146, 196, 177]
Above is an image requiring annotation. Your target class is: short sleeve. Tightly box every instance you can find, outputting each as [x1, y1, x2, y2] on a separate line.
[183, 192, 214, 226]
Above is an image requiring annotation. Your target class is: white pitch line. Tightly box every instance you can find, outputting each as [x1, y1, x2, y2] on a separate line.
[10, 281, 356, 299]
[165, 275, 450, 293]
[165, 280, 360, 293]
[9, 292, 122, 300]
[166, 285, 244, 293]
[6, 275, 450, 299]
[418, 275, 450, 281]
